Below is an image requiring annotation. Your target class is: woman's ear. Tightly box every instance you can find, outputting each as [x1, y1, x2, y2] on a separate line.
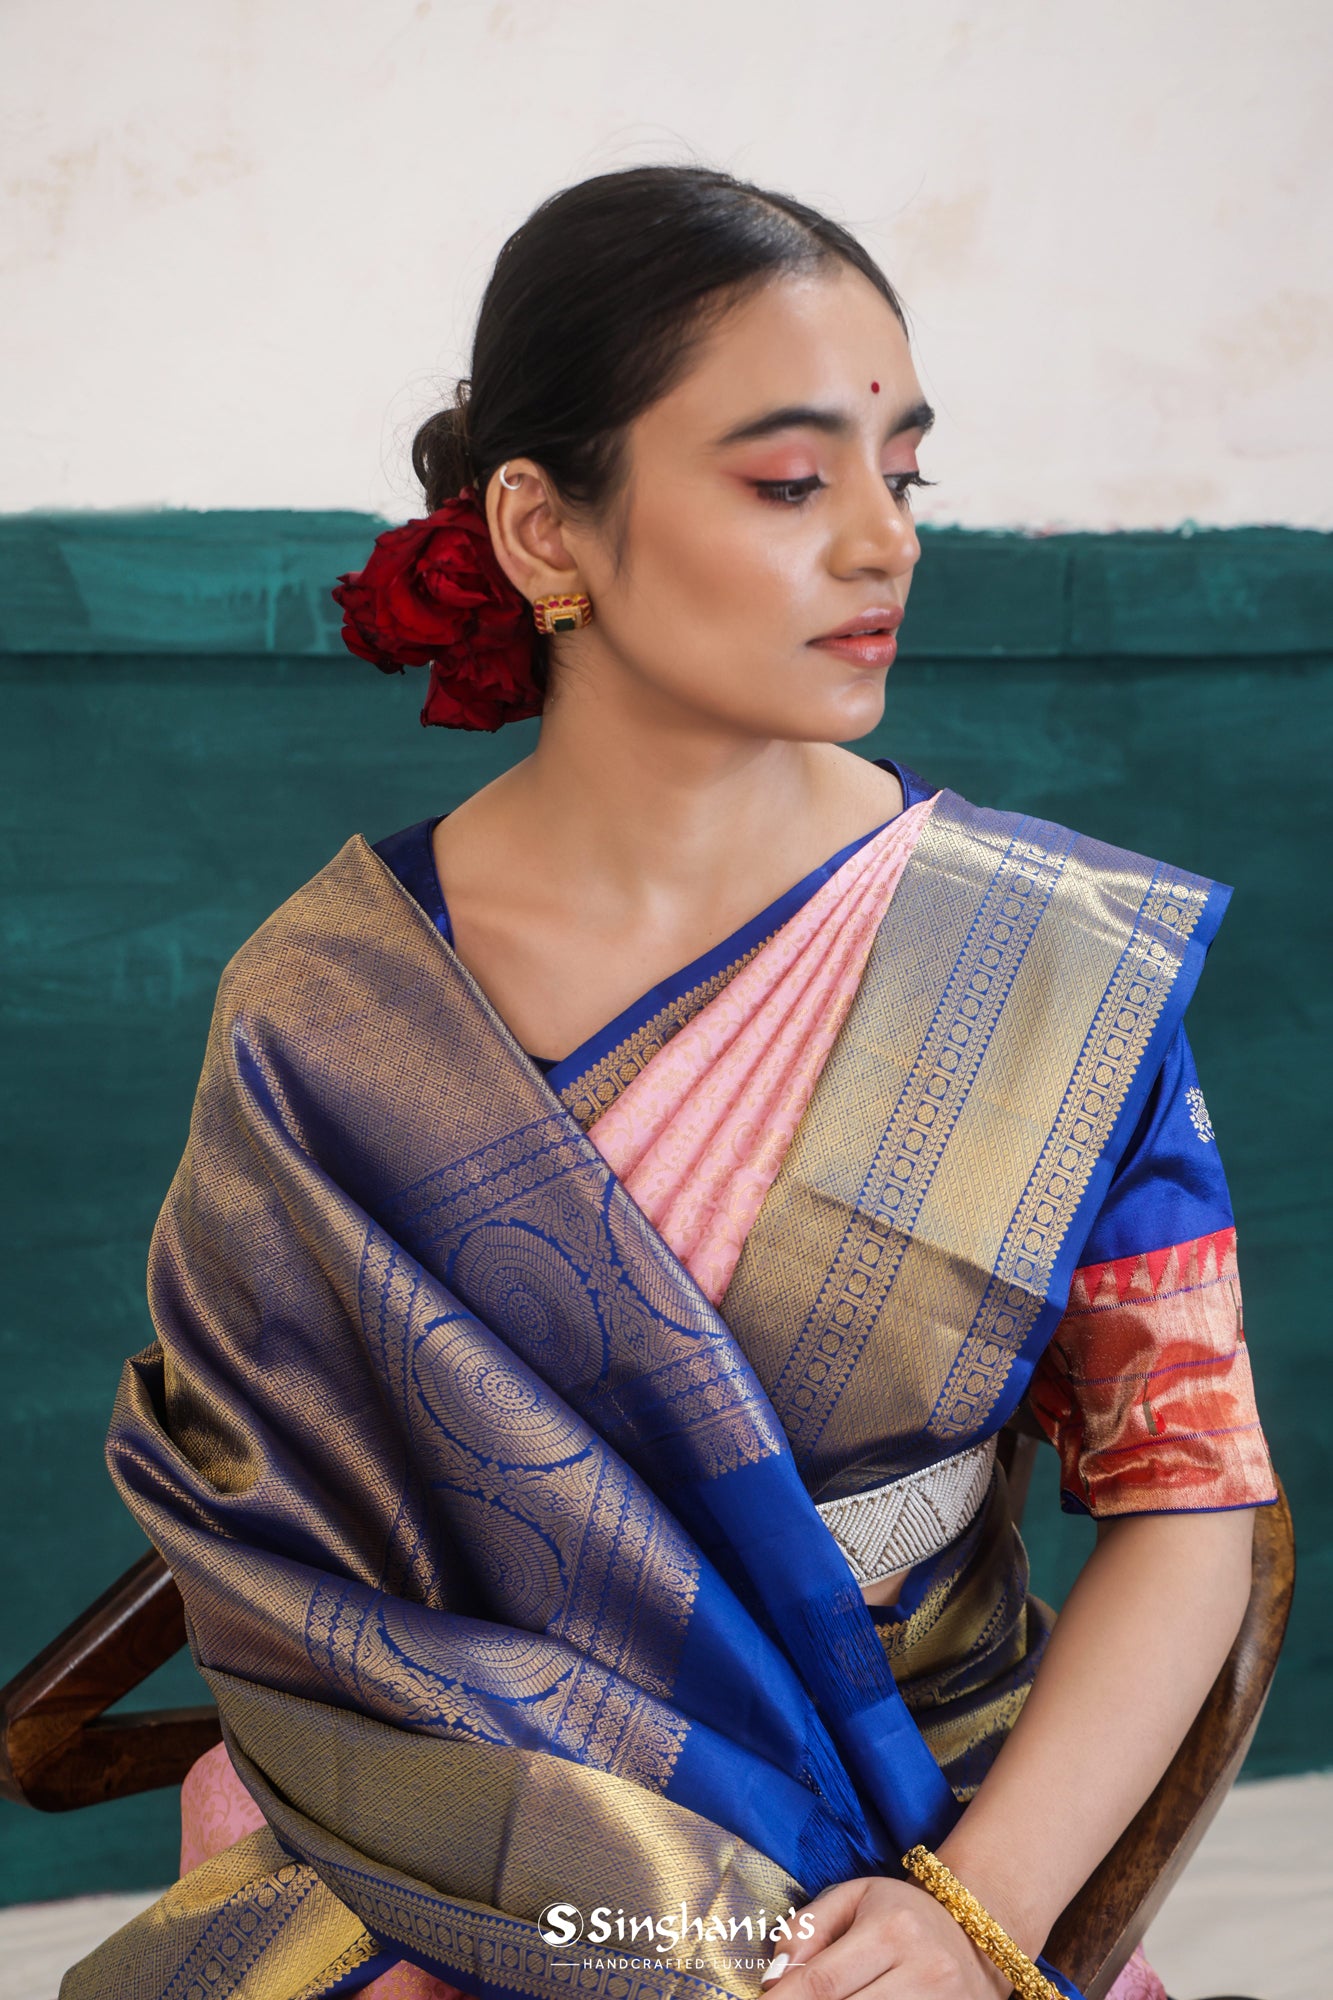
[484, 462, 585, 603]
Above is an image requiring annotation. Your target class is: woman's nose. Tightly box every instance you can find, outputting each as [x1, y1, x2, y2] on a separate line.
[829, 468, 921, 579]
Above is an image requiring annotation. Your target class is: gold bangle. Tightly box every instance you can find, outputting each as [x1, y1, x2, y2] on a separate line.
[900, 1846, 1062, 2000]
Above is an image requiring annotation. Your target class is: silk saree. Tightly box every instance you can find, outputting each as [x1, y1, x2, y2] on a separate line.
[64, 762, 1275, 2000]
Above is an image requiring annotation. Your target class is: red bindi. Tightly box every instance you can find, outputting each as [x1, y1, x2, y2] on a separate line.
[870, 380, 880, 393]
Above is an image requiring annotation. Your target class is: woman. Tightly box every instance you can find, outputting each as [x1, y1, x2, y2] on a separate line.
[65, 167, 1276, 2000]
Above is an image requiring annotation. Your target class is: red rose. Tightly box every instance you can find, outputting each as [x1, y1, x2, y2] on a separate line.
[332, 489, 543, 731]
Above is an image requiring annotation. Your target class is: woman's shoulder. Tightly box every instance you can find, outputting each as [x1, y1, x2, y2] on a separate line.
[920, 779, 1227, 909]
[871, 754, 937, 812]
[872, 774, 1233, 1006]
[369, 816, 451, 941]
[214, 831, 436, 1023]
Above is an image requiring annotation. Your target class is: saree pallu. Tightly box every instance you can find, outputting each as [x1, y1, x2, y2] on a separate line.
[66, 789, 1233, 2000]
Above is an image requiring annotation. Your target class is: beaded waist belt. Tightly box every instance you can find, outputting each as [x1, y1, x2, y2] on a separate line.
[815, 1436, 998, 1589]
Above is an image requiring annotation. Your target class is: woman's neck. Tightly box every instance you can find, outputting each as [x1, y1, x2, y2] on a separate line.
[485, 667, 900, 917]
[430, 665, 903, 1063]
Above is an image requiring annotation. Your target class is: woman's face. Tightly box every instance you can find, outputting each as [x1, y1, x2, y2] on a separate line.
[564, 262, 931, 743]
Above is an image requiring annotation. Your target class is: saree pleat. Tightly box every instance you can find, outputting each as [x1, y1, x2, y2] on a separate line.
[67, 789, 1227, 2000]
[589, 799, 936, 1304]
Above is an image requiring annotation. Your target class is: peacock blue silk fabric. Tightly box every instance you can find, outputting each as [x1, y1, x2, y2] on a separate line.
[77, 781, 1233, 2000]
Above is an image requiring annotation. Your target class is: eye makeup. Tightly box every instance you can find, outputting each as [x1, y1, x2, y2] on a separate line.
[752, 474, 827, 506]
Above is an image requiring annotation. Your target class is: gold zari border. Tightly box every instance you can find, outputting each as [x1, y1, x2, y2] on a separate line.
[721, 794, 1215, 1490]
[933, 860, 1211, 1437]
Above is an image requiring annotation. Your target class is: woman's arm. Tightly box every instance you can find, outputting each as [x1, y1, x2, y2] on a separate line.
[938, 1505, 1255, 1964]
[767, 1506, 1255, 1998]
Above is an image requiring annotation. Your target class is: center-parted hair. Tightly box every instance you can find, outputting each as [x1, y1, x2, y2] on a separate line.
[412, 164, 908, 518]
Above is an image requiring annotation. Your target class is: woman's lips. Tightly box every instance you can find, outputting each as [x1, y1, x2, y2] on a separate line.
[809, 630, 899, 666]
[808, 607, 903, 667]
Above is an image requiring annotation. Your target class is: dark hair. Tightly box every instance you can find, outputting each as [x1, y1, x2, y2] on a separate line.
[411, 164, 908, 518]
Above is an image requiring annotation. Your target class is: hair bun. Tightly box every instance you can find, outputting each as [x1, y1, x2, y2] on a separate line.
[411, 380, 476, 511]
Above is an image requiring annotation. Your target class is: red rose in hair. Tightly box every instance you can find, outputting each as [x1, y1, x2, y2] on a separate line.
[332, 488, 543, 731]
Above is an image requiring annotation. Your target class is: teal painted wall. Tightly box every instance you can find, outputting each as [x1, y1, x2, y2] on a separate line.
[1, 517, 1330, 1907]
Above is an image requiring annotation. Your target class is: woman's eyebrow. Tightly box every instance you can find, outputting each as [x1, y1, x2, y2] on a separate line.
[889, 398, 936, 438]
[714, 398, 936, 447]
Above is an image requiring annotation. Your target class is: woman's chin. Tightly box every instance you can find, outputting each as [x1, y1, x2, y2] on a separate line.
[791, 677, 890, 745]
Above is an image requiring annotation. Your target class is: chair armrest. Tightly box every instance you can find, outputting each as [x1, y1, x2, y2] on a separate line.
[0, 1548, 220, 1811]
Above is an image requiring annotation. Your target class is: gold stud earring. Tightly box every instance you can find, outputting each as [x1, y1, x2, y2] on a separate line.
[532, 592, 593, 635]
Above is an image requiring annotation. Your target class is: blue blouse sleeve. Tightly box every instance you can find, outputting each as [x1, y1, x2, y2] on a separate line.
[1030, 1020, 1276, 1517]
[1073, 1021, 1235, 1267]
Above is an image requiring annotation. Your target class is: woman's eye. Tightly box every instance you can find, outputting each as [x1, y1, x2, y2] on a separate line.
[886, 471, 938, 504]
[752, 471, 939, 508]
[753, 475, 826, 507]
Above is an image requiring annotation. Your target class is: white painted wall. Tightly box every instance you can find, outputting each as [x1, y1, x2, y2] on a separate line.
[3, 0, 1329, 528]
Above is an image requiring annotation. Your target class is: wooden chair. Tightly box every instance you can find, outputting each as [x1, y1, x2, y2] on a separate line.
[0, 1549, 220, 1814]
[1, 1416, 1294, 2000]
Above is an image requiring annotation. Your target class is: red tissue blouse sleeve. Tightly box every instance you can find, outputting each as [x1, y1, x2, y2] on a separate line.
[1030, 1225, 1278, 1516]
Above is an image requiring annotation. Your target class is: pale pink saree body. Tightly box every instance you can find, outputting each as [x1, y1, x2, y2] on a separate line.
[177, 792, 1163, 2000]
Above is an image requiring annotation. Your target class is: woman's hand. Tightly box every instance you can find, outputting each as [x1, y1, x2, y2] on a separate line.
[761, 1876, 1007, 2000]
